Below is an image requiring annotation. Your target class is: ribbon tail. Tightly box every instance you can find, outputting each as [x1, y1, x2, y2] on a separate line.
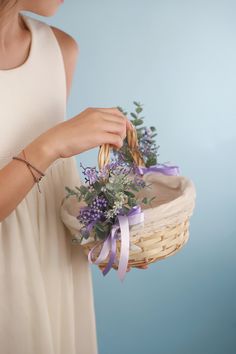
[88, 208, 143, 281]
[102, 226, 117, 276]
[117, 215, 130, 282]
[88, 236, 110, 265]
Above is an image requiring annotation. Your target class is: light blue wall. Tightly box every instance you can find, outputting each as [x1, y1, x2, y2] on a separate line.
[28, 1, 236, 353]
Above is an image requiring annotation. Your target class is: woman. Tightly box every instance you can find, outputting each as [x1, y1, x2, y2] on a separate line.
[0, 1, 147, 353]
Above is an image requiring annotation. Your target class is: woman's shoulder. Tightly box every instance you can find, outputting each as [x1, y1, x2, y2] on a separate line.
[49, 25, 79, 100]
[50, 25, 79, 56]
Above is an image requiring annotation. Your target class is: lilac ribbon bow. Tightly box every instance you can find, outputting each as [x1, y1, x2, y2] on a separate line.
[88, 206, 144, 282]
[135, 163, 180, 176]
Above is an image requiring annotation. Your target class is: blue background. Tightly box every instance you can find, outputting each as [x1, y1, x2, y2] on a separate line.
[28, 1, 236, 353]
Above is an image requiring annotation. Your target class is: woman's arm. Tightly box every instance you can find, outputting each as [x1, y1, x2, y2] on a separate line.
[0, 31, 79, 222]
[0, 136, 57, 222]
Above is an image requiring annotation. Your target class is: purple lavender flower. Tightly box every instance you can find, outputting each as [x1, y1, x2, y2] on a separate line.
[97, 166, 109, 179]
[116, 151, 127, 164]
[77, 195, 108, 226]
[98, 160, 121, 179]
[80, 163, 98, 185]
[133, 175, 146, 188]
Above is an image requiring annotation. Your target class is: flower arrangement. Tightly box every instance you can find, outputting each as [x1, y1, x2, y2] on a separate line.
[64, 161, 155, 244]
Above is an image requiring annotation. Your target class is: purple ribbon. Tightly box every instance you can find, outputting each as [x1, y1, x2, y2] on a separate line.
[135, 163, 180, 176]
[88, 205, 144, 282]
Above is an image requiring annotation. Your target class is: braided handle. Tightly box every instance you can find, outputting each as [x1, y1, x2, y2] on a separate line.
[98, 125, 145, 170]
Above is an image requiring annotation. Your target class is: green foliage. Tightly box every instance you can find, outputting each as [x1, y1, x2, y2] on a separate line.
[114, 101, 160, 167]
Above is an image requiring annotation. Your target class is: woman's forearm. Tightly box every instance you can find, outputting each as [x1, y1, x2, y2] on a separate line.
[0, 136, 57, 222]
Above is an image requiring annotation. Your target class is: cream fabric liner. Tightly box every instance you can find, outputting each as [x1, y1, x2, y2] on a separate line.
[60, 173, 196, 245]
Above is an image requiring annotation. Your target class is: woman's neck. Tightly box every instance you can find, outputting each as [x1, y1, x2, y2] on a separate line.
[0, 11, 26, 51]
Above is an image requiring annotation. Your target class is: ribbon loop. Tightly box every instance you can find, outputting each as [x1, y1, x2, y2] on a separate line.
[88, 206, 144, 281]
[136, 163, 180, 176]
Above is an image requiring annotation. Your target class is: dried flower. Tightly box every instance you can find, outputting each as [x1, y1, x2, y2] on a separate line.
[80, 163, 98, 185]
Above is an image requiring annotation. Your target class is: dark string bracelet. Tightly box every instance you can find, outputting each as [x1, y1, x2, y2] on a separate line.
[12, 149, 45, 193]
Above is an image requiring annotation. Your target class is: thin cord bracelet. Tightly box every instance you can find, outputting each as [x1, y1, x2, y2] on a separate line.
[22, 149, 44, 194]
[12, 153, 43, 194]
[12, 149, 45, 193]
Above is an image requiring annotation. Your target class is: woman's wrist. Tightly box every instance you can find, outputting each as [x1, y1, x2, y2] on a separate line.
[21, 136, 59, 175]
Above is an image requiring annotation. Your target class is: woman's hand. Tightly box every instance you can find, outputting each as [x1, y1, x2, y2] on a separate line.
[40, 107, 133, 161]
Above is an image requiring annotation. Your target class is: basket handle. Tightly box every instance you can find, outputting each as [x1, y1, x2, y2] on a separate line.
[98, 124, 146, 170]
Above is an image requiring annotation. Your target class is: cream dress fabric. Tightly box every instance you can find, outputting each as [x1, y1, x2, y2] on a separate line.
[0, 13, 98, 354]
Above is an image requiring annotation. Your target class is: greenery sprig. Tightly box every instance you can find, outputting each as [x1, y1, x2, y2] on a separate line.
[113, 101, 160, 167]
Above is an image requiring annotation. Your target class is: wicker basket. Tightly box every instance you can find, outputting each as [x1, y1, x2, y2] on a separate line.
[60, 127, 196, 269]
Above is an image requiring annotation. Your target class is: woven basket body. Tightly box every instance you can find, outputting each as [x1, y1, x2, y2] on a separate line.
[60, 171, 196, 268]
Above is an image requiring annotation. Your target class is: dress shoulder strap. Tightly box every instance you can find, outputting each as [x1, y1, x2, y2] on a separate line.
[21, 13, 67, 111]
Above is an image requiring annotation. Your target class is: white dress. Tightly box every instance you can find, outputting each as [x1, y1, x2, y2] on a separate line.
[0, 13, 98, 354]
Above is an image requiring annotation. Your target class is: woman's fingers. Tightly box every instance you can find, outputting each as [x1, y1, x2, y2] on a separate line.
[103, 132, 124, 149]
[96, 107, 133, 131]
[101, 119, 127, 140]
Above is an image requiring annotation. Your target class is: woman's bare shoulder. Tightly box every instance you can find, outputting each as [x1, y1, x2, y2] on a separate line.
[50, 26, 79, 100]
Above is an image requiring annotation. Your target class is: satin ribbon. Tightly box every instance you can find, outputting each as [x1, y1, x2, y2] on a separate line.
[88, 206, 144, 282]
[135, 163, 180, 176]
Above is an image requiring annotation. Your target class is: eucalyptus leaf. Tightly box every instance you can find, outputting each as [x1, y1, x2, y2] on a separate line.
[130, 112, 138, 119]
[79, 185, 89, 194]
[135, 107, 143, 114]
[142, 197, 148, 204]
[124, 191, 135, 198]
[133, 119, 143, 126]
[93, 181, 102, 193]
